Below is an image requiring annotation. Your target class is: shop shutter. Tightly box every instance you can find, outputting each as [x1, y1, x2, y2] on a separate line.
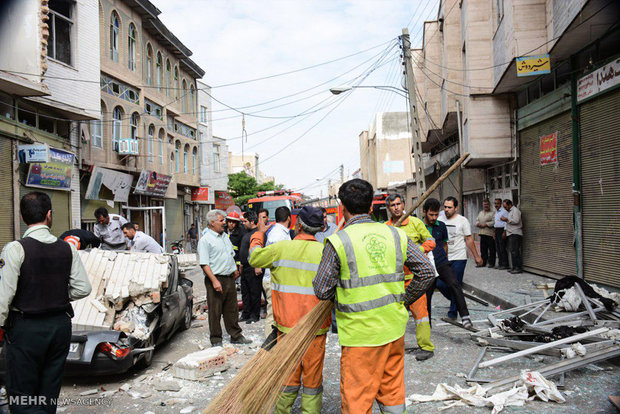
[580, 88, 620, 288]
[519, 111, 576, 278]
[0, 138, 14, 248]
[165, 197, 184, 251]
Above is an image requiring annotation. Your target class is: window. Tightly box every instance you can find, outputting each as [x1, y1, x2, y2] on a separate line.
[200, 106, 207, 123]
[175, 141, 180, 172]
[146, 44, 153, 85]
[110, 11, 120, 62]
[183, 145, 189, 174]
[48, 0, 73, 65]
[182, 80, 187, 113]
[130, 112, 139, 139]
[167, 115, 174, 131]
[190, 84, 195, 114]
[156, 52, 162, 91]
[213, 144, 221, 173]
[91, 103, 104, 148]
[148, 124, 154, 162]
[170, 152, 174, 175]
[158, 129, 165, 165]
[113, 106, 123, 149]
[192, 147, 197, 175]
[128, 23, 137, 71]
[165, 60, 171, 97]
[174, 66, 179, 99]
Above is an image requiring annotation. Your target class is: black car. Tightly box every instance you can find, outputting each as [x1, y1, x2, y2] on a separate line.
[0, 255, 193, 376]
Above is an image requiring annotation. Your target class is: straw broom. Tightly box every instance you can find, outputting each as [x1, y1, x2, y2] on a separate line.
[205, 300, 334, 413]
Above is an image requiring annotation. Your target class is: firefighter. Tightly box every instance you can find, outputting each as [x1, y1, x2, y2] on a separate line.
[249, 206, 330, 414]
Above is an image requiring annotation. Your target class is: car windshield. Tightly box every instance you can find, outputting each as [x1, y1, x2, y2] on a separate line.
[249, 199, 293, 221]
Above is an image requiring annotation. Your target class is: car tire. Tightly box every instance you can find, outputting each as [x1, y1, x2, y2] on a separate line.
[181, 300, 193, 331]
[135, 334, 154, 369]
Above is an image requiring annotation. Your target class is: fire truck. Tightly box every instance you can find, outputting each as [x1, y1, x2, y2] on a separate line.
[370, 191, 389, 222]
[247, 190, 304, 227]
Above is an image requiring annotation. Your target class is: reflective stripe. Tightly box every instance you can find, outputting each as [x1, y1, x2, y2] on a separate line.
[386, 226, 403, 271]
[378, 402, 406, 414]
[271, 282, 315, 295]
[272, 259, 319, 272]
[336, 293, 405, 313]
[336, 231, 359, 278]
[302, 385, 323, 395]
[414, 316, 429, 324]
[282, 385, 300, 394]
[338, 272, 405, 288]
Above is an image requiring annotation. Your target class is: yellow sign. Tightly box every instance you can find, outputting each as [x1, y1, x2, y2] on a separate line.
[516, 54, 551, 77]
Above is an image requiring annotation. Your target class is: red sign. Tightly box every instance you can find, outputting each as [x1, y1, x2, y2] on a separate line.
[215, 191, 234, 210]
[540, 132, 558, 166]
[191, 187, 210, 203]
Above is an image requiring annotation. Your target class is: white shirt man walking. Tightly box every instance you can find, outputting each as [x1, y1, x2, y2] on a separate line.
[501, 199, 523, 274]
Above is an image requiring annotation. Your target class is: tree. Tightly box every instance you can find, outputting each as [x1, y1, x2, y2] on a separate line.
[227, 173, 284, 206]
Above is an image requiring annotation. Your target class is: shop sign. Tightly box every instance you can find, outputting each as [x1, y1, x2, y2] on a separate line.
[134, 170, 172, 197]
[214, 191, 234, 210]
[540, 132, 558, 166]
[577, 57, 620, 102]
[18, 143, 49, 163]
[516, 54, 551, 77]
[25, 147, 74, 191]
[191, 187, 211, 204]
[85, 166, 133, 202]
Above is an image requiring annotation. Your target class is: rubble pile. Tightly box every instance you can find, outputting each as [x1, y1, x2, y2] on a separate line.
[172, 346, 237, 381]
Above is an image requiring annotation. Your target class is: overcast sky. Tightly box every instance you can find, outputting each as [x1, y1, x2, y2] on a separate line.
[156, 0, 439, 196]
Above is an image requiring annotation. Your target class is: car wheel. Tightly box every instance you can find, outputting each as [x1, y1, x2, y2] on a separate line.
[181, 300, 193, 331]
[135, 334, 154, 369]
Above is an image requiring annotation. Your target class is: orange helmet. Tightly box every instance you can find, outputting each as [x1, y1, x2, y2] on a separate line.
[226, 211, 241, 221]
[64, 235, 81, 250]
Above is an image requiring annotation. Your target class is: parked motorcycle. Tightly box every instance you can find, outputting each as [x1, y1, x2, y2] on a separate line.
[171, 239, 185, 255]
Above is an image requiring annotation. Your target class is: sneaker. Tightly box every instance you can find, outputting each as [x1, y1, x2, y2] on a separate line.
[231, 335, 252, 345]
[509, 269, 523, 274]
[414, 349, 434, 361]
[238, 315, 250, 322]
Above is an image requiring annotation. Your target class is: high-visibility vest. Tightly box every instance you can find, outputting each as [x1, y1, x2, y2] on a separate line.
[327, 223, 408, 347]
[386, 217, 433, 281]
[249, 239, 330, 335]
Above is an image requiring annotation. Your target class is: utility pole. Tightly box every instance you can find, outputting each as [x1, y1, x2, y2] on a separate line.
[339, 164, 344, 184]
[400, 28, 426, 197]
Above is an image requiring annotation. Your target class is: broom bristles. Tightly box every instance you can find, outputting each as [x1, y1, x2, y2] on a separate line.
[204, 300, 334, 414]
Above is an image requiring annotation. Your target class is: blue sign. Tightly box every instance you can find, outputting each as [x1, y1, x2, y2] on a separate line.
[25, 148, 74, 191]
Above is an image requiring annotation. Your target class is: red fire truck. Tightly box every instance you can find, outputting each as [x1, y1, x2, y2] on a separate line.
[247, 190, 304, 227]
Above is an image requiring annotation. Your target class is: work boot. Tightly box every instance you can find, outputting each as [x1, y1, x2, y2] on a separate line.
[414, 349, 434, 361]
[301, 387, 323, 414]
[261, 326, 278, 351]
[274, 388, 299, 414]
[231, 335, 252, 345]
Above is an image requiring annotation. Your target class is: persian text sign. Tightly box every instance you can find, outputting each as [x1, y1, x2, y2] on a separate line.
[516, 54, 551, 77]
[540, 132, 558, 166]
[191, 187, 211, 204]
[25, 148, 74, 191]
[577, 58, 620, 102]
[134, 170, 172, 197]
[214, 191, 234, 210]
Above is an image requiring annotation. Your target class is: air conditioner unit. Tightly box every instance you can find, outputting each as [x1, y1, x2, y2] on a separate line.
[118, 138, 139, 156]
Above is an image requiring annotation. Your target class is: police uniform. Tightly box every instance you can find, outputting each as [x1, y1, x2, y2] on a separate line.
[0, 225, 91, 413]
[93, 214, 128, 250]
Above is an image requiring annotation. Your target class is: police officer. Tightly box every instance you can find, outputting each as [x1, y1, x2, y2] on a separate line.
[93, 207, 128, 250]
[0, 192, 92, 413]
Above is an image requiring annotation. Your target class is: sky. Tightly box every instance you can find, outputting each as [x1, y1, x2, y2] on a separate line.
[156, 0, 439, 197]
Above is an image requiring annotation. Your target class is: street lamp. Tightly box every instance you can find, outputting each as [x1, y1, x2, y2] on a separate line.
[329, 85, 408, 99]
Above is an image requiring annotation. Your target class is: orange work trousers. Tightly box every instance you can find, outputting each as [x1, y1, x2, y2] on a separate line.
[278, 332, 326, 391]
[340, 336, 406, 414]
[405, 279, 429, 321]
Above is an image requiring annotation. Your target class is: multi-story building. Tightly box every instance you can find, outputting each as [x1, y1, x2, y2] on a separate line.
[228, 152, 273, 184]
[79, 0, 204, 249]
[0, 0, 100, 246]
[412, 0, 620, 286]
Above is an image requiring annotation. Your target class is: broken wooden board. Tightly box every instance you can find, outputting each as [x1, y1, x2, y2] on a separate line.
[440, 317, 479, 332]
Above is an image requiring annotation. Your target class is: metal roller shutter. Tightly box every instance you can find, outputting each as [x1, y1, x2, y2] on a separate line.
[0, 138, 14, 248]
[580, 88, 620, 288]
[165, 197, 184, 252]
[519, 111, 576, 278]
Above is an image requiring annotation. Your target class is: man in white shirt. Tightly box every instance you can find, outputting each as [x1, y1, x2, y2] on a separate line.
[262, 206, 291, 339]
[93, 207, 128, 251]
[501, 199, 523, 274]
[437, 196, 483, 319]
[121, 223, 164, 253]
[493, 198, 510, 270]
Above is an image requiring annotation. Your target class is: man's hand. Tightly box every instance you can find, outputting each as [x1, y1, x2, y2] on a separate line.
[475, 256, 484, 266]
[257, 219, 273, 234]
[254, 268, 263, 276]
[500, 216, 508, 222]
[233, 269, 240, 279]
[212, 278, 223, 293]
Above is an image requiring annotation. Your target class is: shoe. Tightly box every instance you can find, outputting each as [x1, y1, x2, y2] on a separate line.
[211, 341, 222, 347]
[475, 264, 485, 268]
[261, 326, 278, 351]
[509, 269, 523, 274]
[414, 349, 434, 361]
[245, 317, 259, 325]
[238, 315, 249, 322]
[231, 335, 252, 345]
[445, 313, 457, 321]
[487, 264, 496, 268]
[260, 311, 267, 319]
[498, 266, 509, 270]
[462, 318, 473, 329]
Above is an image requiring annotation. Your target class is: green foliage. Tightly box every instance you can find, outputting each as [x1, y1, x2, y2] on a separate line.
[227, 173, 281, 206]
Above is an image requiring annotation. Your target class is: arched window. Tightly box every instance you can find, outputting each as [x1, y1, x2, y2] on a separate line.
[112, 106, 123, 148]
[110, 11, 120, 62]
[165, 59, 171, 97]
[190, 84, 195, 115]
[183, 144, 189, 174]
[156, 52, 162, 91]
[174, 66, 179, 99]
[146, 44, 153, 85]
[181, 80, 187, 113]
[158, 129, 165, 165]
[148, 124, 154, 162]
[175, 141, 180, 173]
[127, 23, 137, 71]
[192, 147, 197, 175]
[130, 112, 139, 139]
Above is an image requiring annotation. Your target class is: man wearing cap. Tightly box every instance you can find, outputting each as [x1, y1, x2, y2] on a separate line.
[93, 207, 128, 251]
[249, 206, 330, 413]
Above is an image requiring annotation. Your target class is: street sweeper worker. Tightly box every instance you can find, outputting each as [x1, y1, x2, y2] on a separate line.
[313, 179, 435, 414]
[249, 205, 330, 414]
[385, 193, 437, 361]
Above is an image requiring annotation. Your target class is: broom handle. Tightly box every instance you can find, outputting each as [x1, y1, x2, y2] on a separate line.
[394, 152, 470, 227]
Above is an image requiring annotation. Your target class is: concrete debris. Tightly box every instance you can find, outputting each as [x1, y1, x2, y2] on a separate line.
[554, 287, 581, 312]
[163, 398, 187, 405]
[561, 343, 587, 359]
[79, 389, 99, 396]
[177, 253, 198, 271]
[120, 383, 131, 392]
[153, 380, 182, 392]
[600, 329, 620, 340]
[180, 407, 196, 414]
[172, 347, 231, 381]
[100, 390, 117, 398]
